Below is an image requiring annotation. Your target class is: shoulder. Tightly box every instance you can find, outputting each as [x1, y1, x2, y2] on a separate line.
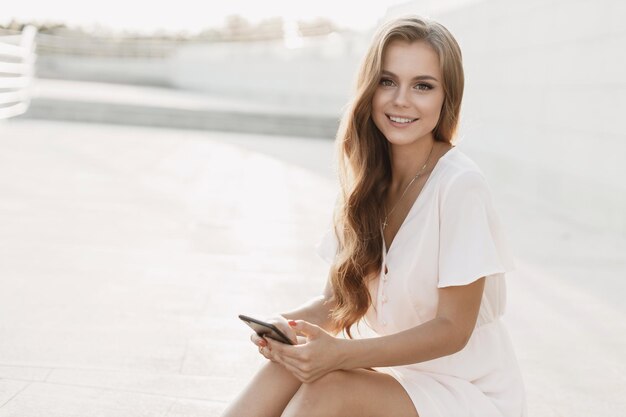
[437, 148, 491, 198]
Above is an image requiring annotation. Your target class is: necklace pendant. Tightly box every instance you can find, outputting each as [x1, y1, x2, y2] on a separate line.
[382, 143, 434, 235]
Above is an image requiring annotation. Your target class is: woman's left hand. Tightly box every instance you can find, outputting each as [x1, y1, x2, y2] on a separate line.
[264, 320, 346, 383]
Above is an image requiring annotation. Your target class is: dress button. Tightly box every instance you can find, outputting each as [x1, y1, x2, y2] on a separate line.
[382, 320, 387, 326]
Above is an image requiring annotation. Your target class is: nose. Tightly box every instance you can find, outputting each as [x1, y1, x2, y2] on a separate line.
[392, 86, 410, 107]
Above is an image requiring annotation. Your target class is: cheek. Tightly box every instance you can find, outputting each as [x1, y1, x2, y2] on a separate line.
[371, 92, 387, 123]
[420, 94, 444, 115]
[372, 91, 384, 112]
[419, 96, 445, 126]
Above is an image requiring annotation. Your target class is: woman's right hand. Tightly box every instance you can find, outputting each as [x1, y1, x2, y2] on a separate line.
[250, 316, 298, 361]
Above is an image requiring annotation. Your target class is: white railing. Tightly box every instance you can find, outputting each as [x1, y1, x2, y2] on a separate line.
[0, 25, 37, 120]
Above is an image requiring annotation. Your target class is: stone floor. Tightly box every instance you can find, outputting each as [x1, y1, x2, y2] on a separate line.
[0, 119, 624, 416]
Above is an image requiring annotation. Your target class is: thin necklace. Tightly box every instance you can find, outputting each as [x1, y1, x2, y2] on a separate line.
[382, 143, 435, 231]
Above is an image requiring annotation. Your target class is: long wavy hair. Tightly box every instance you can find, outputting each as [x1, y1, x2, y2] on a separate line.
[327, 16, 465, 337]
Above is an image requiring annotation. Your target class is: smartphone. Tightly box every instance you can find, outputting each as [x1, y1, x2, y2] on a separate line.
[238, 314, 294, 345]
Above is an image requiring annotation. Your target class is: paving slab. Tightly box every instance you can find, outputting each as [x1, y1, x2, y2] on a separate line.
[0, 366, 51, 382]
[0, 382, 174, 417]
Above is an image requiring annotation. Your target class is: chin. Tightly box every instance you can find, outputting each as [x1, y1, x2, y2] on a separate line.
[384, 131, 427, 146]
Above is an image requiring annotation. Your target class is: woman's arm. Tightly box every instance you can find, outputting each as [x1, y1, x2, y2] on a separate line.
[266, 277, 485, 382]
[340, 277, 485, 369]
[278, 275, 336, 333]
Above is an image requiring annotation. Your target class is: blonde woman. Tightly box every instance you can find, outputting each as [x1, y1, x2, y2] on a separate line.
[222, 16, 526, 417]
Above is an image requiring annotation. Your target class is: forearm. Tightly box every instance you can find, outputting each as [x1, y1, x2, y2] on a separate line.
[279, 295, 336, 333]
[339, 317, 465, 369]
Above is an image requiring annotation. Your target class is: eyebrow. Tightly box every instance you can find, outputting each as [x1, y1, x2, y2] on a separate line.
[381, 70, 440, 83]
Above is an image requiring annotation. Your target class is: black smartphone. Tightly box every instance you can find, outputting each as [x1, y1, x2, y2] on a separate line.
[238, 314, 294, 345]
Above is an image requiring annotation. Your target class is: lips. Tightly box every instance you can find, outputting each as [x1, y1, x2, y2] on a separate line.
[386, 114, 418, 125]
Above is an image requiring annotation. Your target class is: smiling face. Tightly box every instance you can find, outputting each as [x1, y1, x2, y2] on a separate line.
[372, 39, 446, 147]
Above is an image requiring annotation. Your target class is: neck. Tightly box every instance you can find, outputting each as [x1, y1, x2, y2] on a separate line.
[388, 136, 437, 193]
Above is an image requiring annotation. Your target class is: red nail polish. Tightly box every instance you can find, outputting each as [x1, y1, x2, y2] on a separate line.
[259, 339, 267, 347]
[288, 320, 297, 326]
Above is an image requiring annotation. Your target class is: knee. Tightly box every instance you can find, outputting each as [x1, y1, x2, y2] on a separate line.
[281, 371, 346, 417]
[298, 370, 345, 400]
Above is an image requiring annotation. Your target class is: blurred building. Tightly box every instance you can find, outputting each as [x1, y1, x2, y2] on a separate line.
[13, 0, 626, 235]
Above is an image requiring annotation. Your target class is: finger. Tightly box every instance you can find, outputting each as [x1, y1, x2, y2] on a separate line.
[266, 337, 309, 361]
[266, 347, 312, 377]
[259, 345, 273, 361]
[266, 338, 302, 360]
[275, 344, 304, 361]
[275, 352, 309, 373]
[301, 371, 323, 384]
[251, 333, 266, 346]
[265, 339, 299, 366]
[284, 320, 299, 344]
[263, 343, 288, 365]
[264, 338, 283, 354]
[267, 319, 298, 345]
[277, 359, 307, 382]
[291, 320, 321, 339]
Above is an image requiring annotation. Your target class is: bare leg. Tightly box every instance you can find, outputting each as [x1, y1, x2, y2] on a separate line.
[221, 361, 302, 417]
[281, 369, 419, 417]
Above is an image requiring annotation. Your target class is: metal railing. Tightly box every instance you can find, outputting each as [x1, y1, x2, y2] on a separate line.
[0, 25, 38, 119]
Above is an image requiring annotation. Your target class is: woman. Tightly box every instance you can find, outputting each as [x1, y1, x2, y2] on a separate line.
[222, 15, 526, 417]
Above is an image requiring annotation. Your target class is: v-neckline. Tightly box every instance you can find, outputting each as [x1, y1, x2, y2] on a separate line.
[382, 146, 456, 258]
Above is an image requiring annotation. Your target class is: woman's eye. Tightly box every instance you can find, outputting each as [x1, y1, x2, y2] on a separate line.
[379, 78, 433, 91]
[415, 83, 433, 91]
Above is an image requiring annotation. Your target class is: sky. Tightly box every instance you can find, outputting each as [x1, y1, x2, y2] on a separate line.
[3, 0, 409, 34]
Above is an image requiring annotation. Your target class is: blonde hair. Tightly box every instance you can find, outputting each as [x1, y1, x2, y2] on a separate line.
[328, 16, 465, 337]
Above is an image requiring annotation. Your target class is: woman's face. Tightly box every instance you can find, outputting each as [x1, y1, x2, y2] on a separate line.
[372, 39, 445, 147]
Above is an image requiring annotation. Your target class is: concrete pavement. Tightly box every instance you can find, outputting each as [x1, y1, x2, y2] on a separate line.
[0, 119, 625, 416]
[0, 119, 335, 416]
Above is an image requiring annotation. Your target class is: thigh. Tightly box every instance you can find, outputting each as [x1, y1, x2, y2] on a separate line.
[221, 361, 302, 417]
[282, 369, 419, 417]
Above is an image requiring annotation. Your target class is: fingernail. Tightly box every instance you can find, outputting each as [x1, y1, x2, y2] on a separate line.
[288, 320, 297, 327]
[259, 339, 267, 347]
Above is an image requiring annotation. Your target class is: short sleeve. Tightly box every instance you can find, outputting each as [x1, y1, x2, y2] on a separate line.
[438, 171, 515, 288]
[315, 226, 339, 265]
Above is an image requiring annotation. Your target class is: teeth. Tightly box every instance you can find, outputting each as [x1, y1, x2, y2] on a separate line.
[389, 116, 416, 123]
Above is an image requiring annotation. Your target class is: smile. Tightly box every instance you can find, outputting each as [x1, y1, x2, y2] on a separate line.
[387, 115, 418, 125]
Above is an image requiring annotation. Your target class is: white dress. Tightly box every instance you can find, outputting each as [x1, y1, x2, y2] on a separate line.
[316, 147, 527, 417]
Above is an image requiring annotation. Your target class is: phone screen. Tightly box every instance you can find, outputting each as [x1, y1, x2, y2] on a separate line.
[239, 314, 294, 345]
